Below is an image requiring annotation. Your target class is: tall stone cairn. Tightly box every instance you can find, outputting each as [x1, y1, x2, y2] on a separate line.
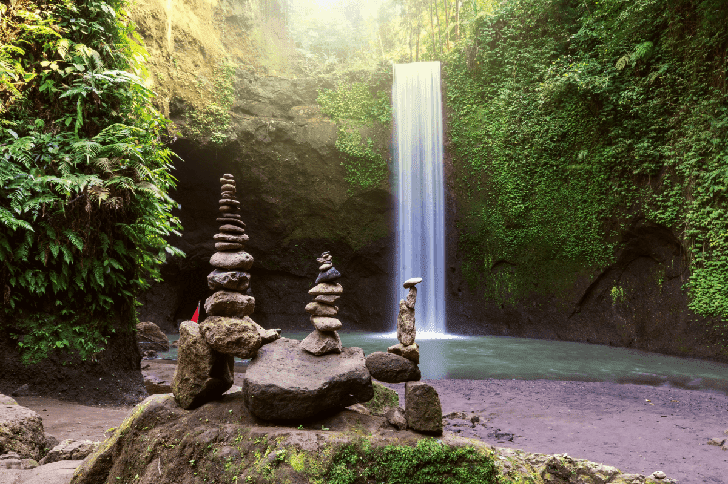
[172, 174, 279, 410]
[204, 174, 280, 346]
[388, 277, 422, 363]
[300, 251, 344, 355]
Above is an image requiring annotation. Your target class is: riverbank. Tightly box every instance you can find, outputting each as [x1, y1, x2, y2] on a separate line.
[4, 360, 724, 483]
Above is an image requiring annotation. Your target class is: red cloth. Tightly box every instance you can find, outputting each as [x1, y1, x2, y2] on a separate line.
[191, 302, 200, 323]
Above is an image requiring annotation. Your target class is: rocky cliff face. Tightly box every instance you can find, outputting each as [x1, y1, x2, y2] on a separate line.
[131, 0, 393, 333]
[132, 0, 726, 363]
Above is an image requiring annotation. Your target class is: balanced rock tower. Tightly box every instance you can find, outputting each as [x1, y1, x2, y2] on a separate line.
[389, 277, 422, 362]
[300, 251, 343, 355]
[365, 277, 422, 383]
[172, 174, 279, 410]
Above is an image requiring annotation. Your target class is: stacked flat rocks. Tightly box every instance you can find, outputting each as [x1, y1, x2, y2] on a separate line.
[300, 251, 343, 356]
[365, 277, 422, 383]
[172, 174, 280, 410]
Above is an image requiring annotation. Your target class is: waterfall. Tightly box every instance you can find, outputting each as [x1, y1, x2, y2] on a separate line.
[392, 61, 446, 335]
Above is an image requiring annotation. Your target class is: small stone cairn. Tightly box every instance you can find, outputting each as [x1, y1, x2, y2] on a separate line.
[365, 277, 422, 383]
[390, 277, 423, 363]
[300, 251, 343, 355]
[172, 174, 280, 410]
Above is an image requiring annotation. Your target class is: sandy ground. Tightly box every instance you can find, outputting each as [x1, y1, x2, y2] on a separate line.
[7, 361, 728, 484]
[384, 379, 728, 484]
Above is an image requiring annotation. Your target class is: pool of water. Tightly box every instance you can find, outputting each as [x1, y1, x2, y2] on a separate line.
[158, 331, 728, 393]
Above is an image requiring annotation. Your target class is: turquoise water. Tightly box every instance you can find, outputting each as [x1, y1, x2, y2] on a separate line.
[159, 331, 728, 392]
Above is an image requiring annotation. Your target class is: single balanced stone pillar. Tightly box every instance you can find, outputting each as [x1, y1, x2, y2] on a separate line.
[389, 277, 422, 363]
[172, 174, 279, 410]
[300, 251, 343, 355]
[364, 277, 423, 383]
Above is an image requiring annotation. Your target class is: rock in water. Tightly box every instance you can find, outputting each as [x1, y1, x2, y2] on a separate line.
[365, 351, 420, 383]
[300, 329, 342, 355]
[242, 338, 373, 420]
[135, 321, 169, 352]
[172, 321, 234, 410]
[387, 343, 420, 364]
[397, 299, 416, 346]
[204, 290, 255, 317]
[405, 381, 442, 435]
[0, 404, 46, 460]
[199, 316, 262, 359]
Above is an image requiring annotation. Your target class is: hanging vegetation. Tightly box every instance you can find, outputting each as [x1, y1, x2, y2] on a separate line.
[0, 0, 182, 363]
[444, 0, 728, 327]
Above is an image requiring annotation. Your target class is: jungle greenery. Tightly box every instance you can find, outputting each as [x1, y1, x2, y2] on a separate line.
[317, 74, 392, 192]
[0, 0, 182, 363]
[442, 0, 728, 331]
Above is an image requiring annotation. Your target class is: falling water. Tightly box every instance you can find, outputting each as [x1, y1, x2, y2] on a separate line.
[392, 61, 446, 336]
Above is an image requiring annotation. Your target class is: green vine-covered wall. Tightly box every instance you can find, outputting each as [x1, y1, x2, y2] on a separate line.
[317, 71, 392, 194]
[444, 0, 728, 333]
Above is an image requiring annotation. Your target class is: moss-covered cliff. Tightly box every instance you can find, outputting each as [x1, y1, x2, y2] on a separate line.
[130, 0, 394, 333]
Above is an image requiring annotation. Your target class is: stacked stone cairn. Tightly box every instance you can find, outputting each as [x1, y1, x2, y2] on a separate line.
[300, 251, 344, 355]
[365, 277, 422, 384]
[390, 277, 422, 362]
[172, 174, 280, 410]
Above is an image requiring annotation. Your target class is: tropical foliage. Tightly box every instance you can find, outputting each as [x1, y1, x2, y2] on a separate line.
[0, 0, 182, 363]
[444, 0, 728, 323]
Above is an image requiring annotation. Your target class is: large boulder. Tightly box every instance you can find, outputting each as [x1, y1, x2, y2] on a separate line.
[365, 351, 421, 383]
[404, 381, 442, 435]
[135, 321, 169, 352]
[172, 321, 234, 410]
[199, 316, 262, 358]
[243, 338, 373, 420]
[0, 403, 46, 460]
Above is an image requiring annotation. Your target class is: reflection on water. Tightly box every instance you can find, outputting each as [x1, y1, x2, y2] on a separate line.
[159, 332, 728, 393]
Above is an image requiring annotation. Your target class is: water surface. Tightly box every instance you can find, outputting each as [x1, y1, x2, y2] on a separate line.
[160, 332, 728, 393]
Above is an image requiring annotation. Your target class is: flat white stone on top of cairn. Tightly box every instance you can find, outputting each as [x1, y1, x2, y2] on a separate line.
[301, 251, 343, 355]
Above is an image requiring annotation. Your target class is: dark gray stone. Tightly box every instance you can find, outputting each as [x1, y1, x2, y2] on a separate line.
[136, 321, 169, 352]
[216, 217, 245, 228]
[315, 267, 341, 284]
[404, 381, 442, 435]
[242, 338, 373, 420]
[365, 351, 420, 383]
[207, 270, 251, 292]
